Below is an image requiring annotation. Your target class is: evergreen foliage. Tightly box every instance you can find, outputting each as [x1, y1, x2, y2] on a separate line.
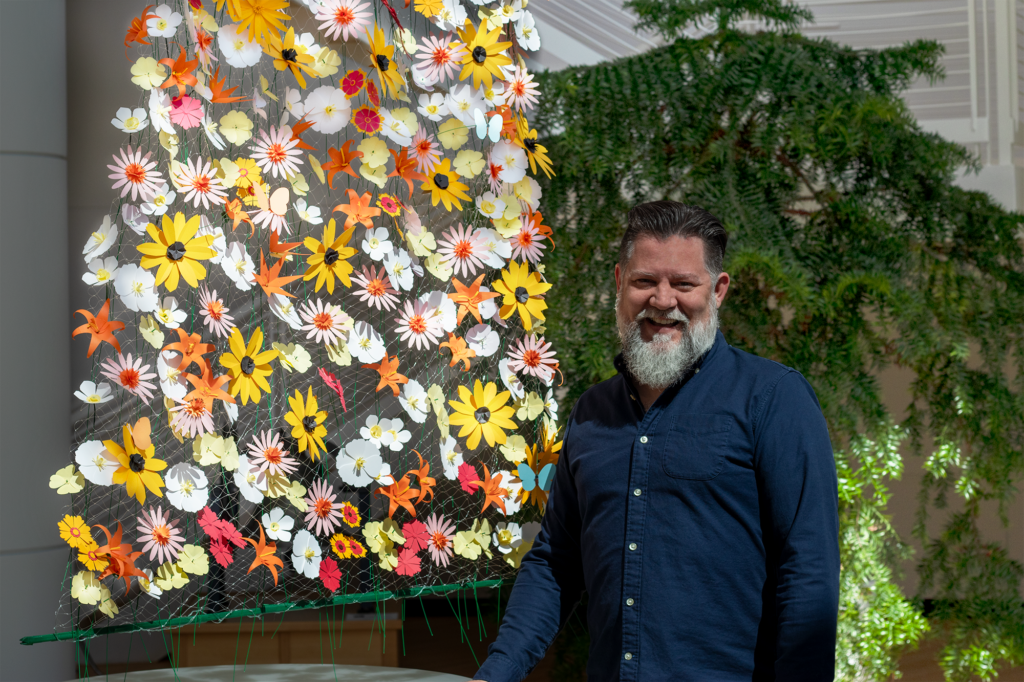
[532, 0, 1023, 677]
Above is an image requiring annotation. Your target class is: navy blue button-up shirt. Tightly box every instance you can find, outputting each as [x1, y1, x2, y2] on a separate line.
[475, 332, 840, 681]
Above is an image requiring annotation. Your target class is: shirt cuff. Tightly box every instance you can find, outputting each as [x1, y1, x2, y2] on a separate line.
[474, 652, 527, 682]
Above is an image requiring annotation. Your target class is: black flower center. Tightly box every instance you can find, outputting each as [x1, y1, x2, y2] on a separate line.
[166, 241, 186, 261]
[282, 48, 298, 63]
[433, 173, 449, 190]
[129, 453, 146, 473]
[376, 54, 390, 71]
[302, 415, 318, 433]
[523, 138, 538, 153]
[472, 46, 487, 64]
[240, 355, 256, 375]
[514, 286, 529, 303]
[474, 407, 491, 424]
[324, 247, 339, 265]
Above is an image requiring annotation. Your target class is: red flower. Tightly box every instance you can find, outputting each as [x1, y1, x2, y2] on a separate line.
[352, 106, 381, 134]
[365, 80, 380, 107]
[320, 557, 342, 592]
[210, 539, 235, 567]
[318, 367, 347, 412]
[458, 462, 480, 494]
[347, 537, 367, 558]
[197, 507, 221, 538]
[396, 547, 421, 576]
[341, 69, 366, 98]
[401, 519, 429, 552]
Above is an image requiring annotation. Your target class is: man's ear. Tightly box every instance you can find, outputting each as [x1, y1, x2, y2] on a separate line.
[714, 271, 730, 307]
[614, 263, 622, 292]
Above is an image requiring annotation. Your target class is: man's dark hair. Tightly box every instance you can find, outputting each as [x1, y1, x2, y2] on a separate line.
[618, 201, 728, 276]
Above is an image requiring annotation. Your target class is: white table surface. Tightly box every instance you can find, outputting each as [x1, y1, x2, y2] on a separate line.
[69, 664, 470, 681]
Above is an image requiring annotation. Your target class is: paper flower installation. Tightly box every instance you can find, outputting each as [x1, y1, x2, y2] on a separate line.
[44, 0, 560, 643]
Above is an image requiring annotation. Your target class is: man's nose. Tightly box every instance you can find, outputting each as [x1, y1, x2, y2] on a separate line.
[649, 282, 676, 310]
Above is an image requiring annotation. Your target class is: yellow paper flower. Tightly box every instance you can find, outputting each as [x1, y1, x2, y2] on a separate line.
[327, 341, 352, 366]
[137, 212, 216, 291]
[177, 544, 210, 575]
[49, 465, 85, 495]
[220, 157, 262, 189]
[454, 518, 492, 560]
[59, 514, 93, 549]
[515, 126, 554, 179]
[456, 20, 513, 90]
[286, 480, 309, 511]
[303, 218, 357, 293]
[130, 57, 167, 89]
[220, 110, 254, 145]
[366, 23, 405, 98]
[140, 314, 164, 349]
[516, 391, 545, 421]
[437, 118, 469, 150]
[272, 342, 312, 373]
[192, 433, 240, 471]
[71, 571, 102, 605]
[230, 0, 290, 47]
[421, 158, 470, 211]
[499, 434, 529, 464]
[220, 327, 278, 405]
[98, 584, 119, 618]
[78, 540, 110, 572]
[108, 421, 167, 504]
[448, 379, 517, 450]
[284, 387, 328, 460]
[359, 163, 388, 189]
[312, 46, 342, 77]
[155, 561, 190, 590]
[453, 149, 486, 178]
[492, 260, 551, 331]
[266, 26, 318, 88]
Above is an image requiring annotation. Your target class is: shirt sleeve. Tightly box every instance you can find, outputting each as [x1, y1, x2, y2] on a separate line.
[754, 371, 840, 681]
[474, 410, 586, 682]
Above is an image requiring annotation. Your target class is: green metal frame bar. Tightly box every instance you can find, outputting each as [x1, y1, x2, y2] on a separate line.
[21, 579, 504, 646]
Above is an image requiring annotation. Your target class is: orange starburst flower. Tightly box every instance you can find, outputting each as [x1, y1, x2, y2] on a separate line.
[208, 66, 247, 104]
[223, 197, 254, 235]
[158, 46, 199, 98]
[322, 141, 363, 189]
[288, 117, 317, 151]
[93, 521, 147, 592]
[439, 333, 476, 372]
[163, 328, 214, 373]
[124, 5, 159, 56]
[448, 274, 500, 325]
[252, 249, 302, 299]
[407, 450, 436, 505]
[388, 147, 427, 199]
[269, 231, 302, 260]
[245, 523, 284, 585]
[376, 474, 420, 518]
[183, 363, 235, 407]
[332, 188, 381, 229]
[73, 299, 125, 358]
[362, 354, 408, 396]
[471, 465, 508, 515]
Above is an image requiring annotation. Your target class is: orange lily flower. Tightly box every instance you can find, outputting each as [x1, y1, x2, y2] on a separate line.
[388, 147, 427, 198]
[439, 333, 476, 372]
[333, 189, 381, 229]
[93, 522, 147, 592]
[407, 450, 436, 505]
[252, 250, 302, 299]
[525, 209, 555, 248]
[223, 197, 254, 235]
[163, 328, 214, 373]
[471, 465, 508, 515]
[208, 66, 247, 104]
[124, 5, 158, 57]
[72, 299, 125, 358]
[289, 117, 318, 151]
[245, 523, 284, 586]
[158, 46, 199, 98]
[322, 141, 362, 188]
[448, 274, 501, 325]
[362, 353, 408, 396]
[269, 231, 302, 260]
[376, 474, 420, 518]
[183, 363, 235, 406]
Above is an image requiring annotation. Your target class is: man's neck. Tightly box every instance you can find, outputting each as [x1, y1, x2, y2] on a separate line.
[637, 384, 665, 412]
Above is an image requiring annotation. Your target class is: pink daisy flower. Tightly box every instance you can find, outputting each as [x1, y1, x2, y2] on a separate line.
[250, 126, 303, 179]
[299, 298, 352, 346]
[505, 66, 540, 111]
[394, 299, 443, 350]
[304, 479, 343, 537]
[136, 506, 185, 565]
[411, 129, 442, 174]
[510, 220, 546, 264]
[107, 145, 163, 201]
[247, 430, 298, 482]
[175, 156, 226, 209]
[437, 224, 487, 278]
[351, 265, 399, 311]
[188, 17, 218, 72]
[169, 95, 204, 129]
[198, 285, 235, 338]
[169, 396, 216, 437]
[100, 352, 158, 403]
[485, 159, 504, 195]
[315, 0, 372, 42]
[506, 334, 559, 384]
[415, 34, 467, 83]
[424, 513, 456, 567]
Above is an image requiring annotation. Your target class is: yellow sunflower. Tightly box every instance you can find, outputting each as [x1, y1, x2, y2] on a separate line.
[109, 421, 167, 505]
[448, 380, 517, 450]
[492, 260, 551, 331]
[303, 218, 357, 293]
[284, 387, 328, 460]
[457, 20, 513, 90]
[78, 540, 110, 572]
[137, 212, 216, 291]
[366, 23, 405, 99]
[227, 0, 290, 48]
[421, 158, 470, 211]
[265, 27, 319, 89]
[514, 125, 554, 179]
[58, 514, 93, 549]
[220, 327, 278, 405]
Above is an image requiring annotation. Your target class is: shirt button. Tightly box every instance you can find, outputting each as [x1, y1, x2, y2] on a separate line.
[633, 488, 642, 496]
[624, 652, 633, 661]
[629, 542, 637, 551]
[639, 436, 648, 443]
[695, 368, 700, 373]
[626, 598, 635, 606]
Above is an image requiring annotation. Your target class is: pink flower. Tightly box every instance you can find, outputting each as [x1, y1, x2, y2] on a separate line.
[423, 513, 456, 567]
[351, 265, 399, 311]
[169, 95, 204, 129]
[458, 462, 480, 494]
[506, 334, 558, 383]
[304, 479, 343, 537]
[411, 129, 442, 174]
[107, 145, 163, 201]
[415, 34, 466, 83]
[175, 156, 227, 209]
[169, 396, 216, 438]
[320, 556, 342, 591]
[485, 160, 504, 195]
[315, 0, 372, 42]
[401, 519, 429, 552]
[396, 547, 421, 576]
[510, 220, 546, 264]
[246, 430, 298, 481]
[299, 298, 352, 346]
[318, 368, 348, 412]
[394, 299, 443, 350]
[198, 285, 235, 338]
[437, 224, 486, 279]
[250, 126, 303, 179]
[100, 352, 158, 403]
[505, 66, 540, 112]
[136, 506, 185, 565]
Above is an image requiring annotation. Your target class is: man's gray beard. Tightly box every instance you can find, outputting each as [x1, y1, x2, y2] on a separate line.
[615, 294, 719, 390]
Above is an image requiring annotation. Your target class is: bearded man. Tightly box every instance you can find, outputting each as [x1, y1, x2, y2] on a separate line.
[472, 201, 840, 682]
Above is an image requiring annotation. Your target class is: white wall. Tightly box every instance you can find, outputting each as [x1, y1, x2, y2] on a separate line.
[0, 0, 75, 680]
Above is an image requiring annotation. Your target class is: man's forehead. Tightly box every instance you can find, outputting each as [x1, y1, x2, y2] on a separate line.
[625, 235, 707, 278]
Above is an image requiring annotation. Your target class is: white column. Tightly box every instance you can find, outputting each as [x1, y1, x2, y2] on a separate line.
[0, 0, 75, 680]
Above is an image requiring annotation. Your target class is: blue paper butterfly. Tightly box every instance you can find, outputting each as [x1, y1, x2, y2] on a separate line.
[517, 461, 556, 493]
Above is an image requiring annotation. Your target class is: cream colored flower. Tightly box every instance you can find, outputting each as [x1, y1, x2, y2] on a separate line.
[358, 136, 390, 169]
[177, 544, 209, 575]
[273, 342, 312, 373]
[71, 571, 102, 605]
[220, 110, 254, 145]
[454, 149, 485, 178]
[192, 433, 240, 470]
[437, 118, 469, 150]
[131, 57, 167, 90]
[312, 46, 342, 78]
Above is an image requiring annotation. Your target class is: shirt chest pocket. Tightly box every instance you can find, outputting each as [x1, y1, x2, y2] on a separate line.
[660, 414, 732, 480]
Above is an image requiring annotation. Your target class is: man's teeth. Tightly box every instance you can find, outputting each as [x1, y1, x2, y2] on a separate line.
[649, 317, 677, 325]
